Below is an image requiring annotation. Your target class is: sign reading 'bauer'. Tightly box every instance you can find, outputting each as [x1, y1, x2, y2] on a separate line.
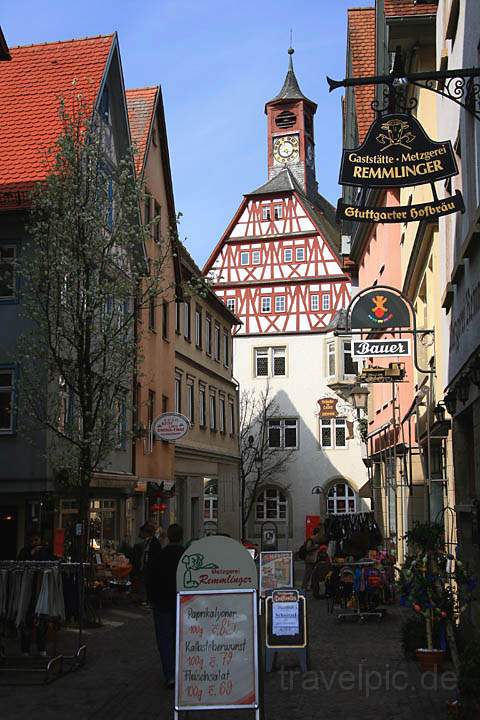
[352, 339, 411, 359]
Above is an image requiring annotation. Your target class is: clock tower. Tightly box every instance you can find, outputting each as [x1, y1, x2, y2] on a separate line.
[265, 48, 318, 199]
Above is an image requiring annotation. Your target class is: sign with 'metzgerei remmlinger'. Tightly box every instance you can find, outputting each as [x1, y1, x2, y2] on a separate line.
[350, 289, 411, 330]
[337, 112, 464, 223]
[352, 338, 411, 359]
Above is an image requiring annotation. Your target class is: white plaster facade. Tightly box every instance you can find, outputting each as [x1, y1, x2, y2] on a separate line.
[234, 330, 370, 549]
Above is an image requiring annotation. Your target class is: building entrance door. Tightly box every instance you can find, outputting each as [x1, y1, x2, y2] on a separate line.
[0, 507, 18, 560]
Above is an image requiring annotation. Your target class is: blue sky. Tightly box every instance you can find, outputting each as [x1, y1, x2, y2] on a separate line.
[3, 0, 369, 266]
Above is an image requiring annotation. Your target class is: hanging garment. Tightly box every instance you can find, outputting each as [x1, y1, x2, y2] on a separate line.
[15, 569, 35, 628]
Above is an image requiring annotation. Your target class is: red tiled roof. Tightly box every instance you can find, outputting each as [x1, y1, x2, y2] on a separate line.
[125, 87, 158, 176]
[0, 35, 114, 195]
[384, 0, 438, 16]
[347, 7, 376, 143]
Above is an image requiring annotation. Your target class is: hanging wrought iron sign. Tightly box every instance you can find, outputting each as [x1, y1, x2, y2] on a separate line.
[350, 288, 411, 330]
[317, 397, 338, 418]
[336, 112, 464, 223]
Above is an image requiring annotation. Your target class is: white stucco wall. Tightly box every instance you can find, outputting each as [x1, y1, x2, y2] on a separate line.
[233, 331, 370, 549]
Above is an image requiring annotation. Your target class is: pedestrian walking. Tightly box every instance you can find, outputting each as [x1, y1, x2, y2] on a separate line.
[145, 523, 184, 689]
[302, 526, 322, 591]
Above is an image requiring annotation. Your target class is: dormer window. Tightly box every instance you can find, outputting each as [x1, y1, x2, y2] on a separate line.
[275, 110, 296, 129]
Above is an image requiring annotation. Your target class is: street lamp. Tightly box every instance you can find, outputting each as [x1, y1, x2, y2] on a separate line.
[349, 384, 370, 415]
[434, 402, 446, 424]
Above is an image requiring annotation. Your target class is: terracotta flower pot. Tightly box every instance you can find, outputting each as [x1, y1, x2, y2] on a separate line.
[416, 648, 446, 673]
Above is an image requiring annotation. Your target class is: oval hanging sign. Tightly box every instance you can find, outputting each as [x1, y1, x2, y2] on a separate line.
[152, 412, 190, 442]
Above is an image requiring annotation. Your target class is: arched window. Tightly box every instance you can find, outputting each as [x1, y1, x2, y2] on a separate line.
[327, 482, 357, 515]
[255, 488, 287, 521]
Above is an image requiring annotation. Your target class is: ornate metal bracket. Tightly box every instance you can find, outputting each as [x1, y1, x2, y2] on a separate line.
[327, 67, 480, 122]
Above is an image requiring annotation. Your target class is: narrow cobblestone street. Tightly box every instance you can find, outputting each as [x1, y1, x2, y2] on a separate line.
[1, 590, 455, 720]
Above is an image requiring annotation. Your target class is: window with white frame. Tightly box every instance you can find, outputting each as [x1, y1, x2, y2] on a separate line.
[254, 346, 286, 377]
[226, 298, 235, 313]
[205, 315, 212, 354]
[320, 417, 347, 449]
[343, 340, 357, 376]
[184, 301, 191, 341]
[175, 302, 181, 333]
[195, 307, 202, 348]
[275, 296, 285, 313]
[262, 205, 271, 221]
[219, 396, 226, 432]
[283, 248, 292, 262]
[209, 393, 217, 430]
[252, 250, 261, 264]
[322, 293, 331, 311]
[0, 369, 14, 433]
[240, 251, 249, 265]
[187, 380, 194, 423]
[327, 482, 357, 514]
[327, 342, 335, 376]
[175, 377, 181, 413]
[310, 294, 319, 311]
[274, 205, 283, 219]
[255, 488, 287, 521]
[272, 347, 286, 375]
[199, 385, 206, 427]
[229, 399, 235, 434]
[261, 297, 271, 313]
[204, 479, 218, 521]
[0, 245, 16, 299]
[268, 418, 298, 449]
[295, 247, 305, 262]
[223, 331, 229, 367]
[255, 348, 269, 376]
[214, 323, 221, 361]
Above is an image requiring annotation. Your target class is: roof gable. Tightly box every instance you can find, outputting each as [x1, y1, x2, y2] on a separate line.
[125, 86, 158, 177]
[0, 34, 114, 194]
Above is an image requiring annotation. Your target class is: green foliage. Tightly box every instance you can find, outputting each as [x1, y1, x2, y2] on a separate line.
[398, 522, 476, 652]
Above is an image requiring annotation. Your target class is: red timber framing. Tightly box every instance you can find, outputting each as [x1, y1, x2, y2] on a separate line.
[204, 191, 350, 336]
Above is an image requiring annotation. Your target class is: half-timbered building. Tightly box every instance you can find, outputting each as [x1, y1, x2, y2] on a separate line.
[204, 51, 369, 548]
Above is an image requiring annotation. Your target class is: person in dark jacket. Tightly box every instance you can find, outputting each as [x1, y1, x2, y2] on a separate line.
[146, 523, 184, 688]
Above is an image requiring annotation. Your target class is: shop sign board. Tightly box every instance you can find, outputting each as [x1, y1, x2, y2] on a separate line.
[175, 589, 259, 712]
[177, 536, 258, 591]
[259, 551, 293, 597]
[352, 338, 411, 359]
[265, 589, 307, 649]
[337, 112, 464, 223]
[339, 113, 458, 188]
[350, 288, 411, 330]
[152, 412, 190, 442]
[317, 397, 338, 418]
[337, 190, 464, 224]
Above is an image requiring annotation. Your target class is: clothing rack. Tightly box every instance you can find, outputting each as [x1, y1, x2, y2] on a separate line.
[0, 560, 87, 685]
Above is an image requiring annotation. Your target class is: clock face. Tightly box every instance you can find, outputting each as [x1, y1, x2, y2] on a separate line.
[273, 135, 300, 165]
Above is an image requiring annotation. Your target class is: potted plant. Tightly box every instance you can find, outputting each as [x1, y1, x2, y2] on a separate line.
[398, 523, 476, 674]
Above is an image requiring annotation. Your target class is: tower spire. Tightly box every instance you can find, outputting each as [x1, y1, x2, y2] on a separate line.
[288, 44, 294, 71]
